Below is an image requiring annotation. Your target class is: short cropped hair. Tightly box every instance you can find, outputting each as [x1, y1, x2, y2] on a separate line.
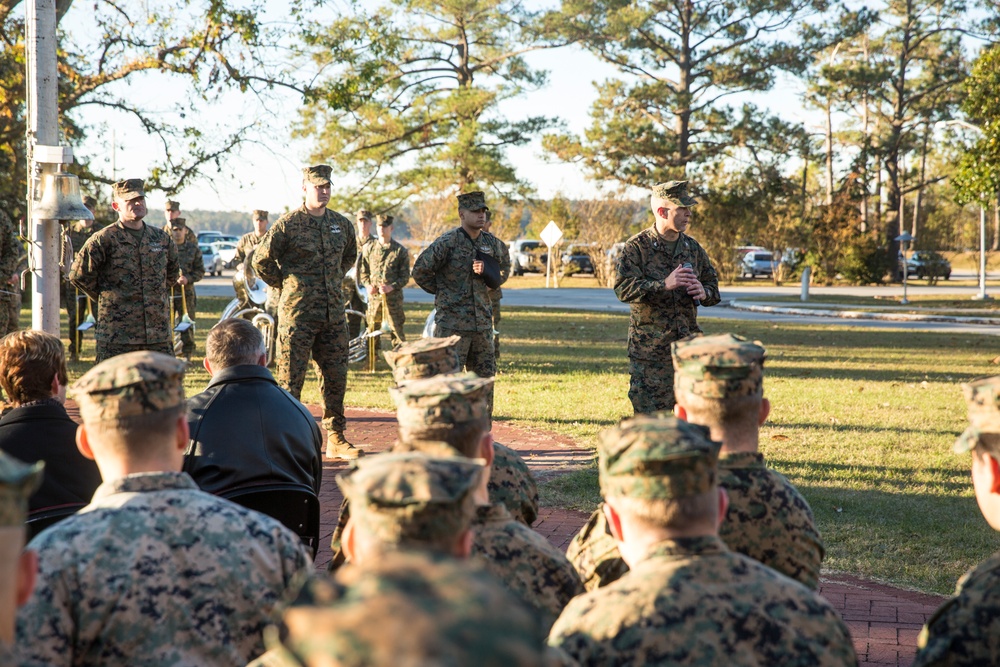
[87, 405, 184, 458]
[677, 390, 761, 431]
[396, 417, 490, 459]
[609, 489, 718, 531]
[206, 319, 266, 370]
[0, 330, 68, 405]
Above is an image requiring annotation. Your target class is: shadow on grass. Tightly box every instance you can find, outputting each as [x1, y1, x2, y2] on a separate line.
[767, 421, 962, 437]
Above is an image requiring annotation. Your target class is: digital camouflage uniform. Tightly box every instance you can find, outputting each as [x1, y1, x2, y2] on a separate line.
[347, 212, 374, 341]
[250, 551, 547, 667]
[614, 181, 720, 414]
[0, 211, 22, 337]
[550, 416, 856, 667]
[164, 219, 205, 358]
[0, 449, 44, 663]
[253, 188, 357, 438]
[485, 225, 511, 359]
[472, 501, 585, 633]
[914, 376, 1000, 667]
[64, 220, 101, 357]
[411, 191, 507, 415]
[69, 182, 180, 362]
[16, 351, 313, 667]
[359, 225, 410, 347]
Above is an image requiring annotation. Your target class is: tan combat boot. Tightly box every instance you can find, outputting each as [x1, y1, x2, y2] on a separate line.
[326, 431, 362, 460]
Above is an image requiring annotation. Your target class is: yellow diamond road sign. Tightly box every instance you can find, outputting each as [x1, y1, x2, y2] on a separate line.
[541, 220, 563, 248]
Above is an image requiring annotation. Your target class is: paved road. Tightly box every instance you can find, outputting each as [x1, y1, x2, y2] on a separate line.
[198, 273, 1000, 336]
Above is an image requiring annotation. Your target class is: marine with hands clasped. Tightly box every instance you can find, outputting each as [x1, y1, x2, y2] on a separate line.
[69, 179, 181, 362]
[252, 165, 359, 459]
[358, 214, 410, 347]
[234, 209, 270, 268]
[411, 191, 508, 417]
[615, 180, 720, 414]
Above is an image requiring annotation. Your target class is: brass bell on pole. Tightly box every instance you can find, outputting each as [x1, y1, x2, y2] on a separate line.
[32, 170, 95, 221]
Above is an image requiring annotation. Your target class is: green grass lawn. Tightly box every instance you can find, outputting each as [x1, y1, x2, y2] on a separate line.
[53, 296, 1000, 594]
[739, 294, 1000, 315]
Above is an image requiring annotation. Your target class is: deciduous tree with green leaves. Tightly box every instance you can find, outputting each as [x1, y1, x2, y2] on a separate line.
[0, 0, 307, 217]
[297, 0, 559, 211]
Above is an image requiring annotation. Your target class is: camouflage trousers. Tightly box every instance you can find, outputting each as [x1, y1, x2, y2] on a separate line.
[278, 316, 348, 434]
[61, 282, 92, 357]
[367, 291, 406, 348]
[435, 325, 495, 418]
[170, 286, 197, 356]
[96, 340, 174, 363]
[628, 356, 675, 415]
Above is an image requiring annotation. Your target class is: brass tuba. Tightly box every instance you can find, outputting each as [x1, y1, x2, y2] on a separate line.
[219, 247, 277, 365]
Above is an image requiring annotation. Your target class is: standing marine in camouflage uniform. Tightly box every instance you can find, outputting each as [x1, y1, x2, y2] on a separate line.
[914, 376, 1000, 666]
[614, 180, 720, 414]
[346, 208, 375, 340]
[549, 416, 856, 666]
[234, 209, 270, 267]
[411, 191, 507, 416]
[63, 196, 101, 359]
[253, 165, 359, 459]
[482, 210, 510, 360]
[359, 214, 410, 347]
[69, 179, 181, 362]
[567, 333, 824, 591]
[327, 336, 540, 571]
[0, 451, 43, 664]
[16, 351, 312, 667]
[163, 205, 205, 362]
[392, 373, 584, 632]
[0, 211, 22, 338]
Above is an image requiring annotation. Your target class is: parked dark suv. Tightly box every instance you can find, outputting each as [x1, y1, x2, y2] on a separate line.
[904, 250, 951, 280]
[561, 244, 595, 275]
[509, 240, 546, 275]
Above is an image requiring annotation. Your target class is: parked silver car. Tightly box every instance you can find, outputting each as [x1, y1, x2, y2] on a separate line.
[740, 251, 775, 279]
[200, 243, 224, 276]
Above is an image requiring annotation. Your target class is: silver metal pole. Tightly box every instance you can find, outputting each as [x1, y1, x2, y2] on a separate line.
[26, 0, 62, 335]
[973, 205, 990, 301]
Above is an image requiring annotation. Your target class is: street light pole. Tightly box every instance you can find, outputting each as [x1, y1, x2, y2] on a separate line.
[937, 119, 991, 302]
[973, 204, 990, 300]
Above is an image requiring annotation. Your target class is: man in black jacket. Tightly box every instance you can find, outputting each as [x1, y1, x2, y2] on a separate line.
[0, 331, 101, 512]
[184, 318, 323, 495]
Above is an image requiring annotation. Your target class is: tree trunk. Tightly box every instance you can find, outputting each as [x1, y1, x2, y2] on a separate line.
[911, 123, 929, 239]
[825, 98, 834, 206]
[993, 196, 999, 252]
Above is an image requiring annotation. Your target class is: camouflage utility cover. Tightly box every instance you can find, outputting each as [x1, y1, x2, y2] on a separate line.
[956, 375, 1000, 453]
[673, 333, 766, 398]
[112, 179, 144, 201]
[253, 209, 269, 220]
[164, 199, 179, 211]
[550, 536, 857, 666]
[71, 350, 186, 422]
[69, 221, 181, 347]
[391, 372, 493, 428]
[302, 164, 332, 185]
[457, 191, 488, 211]
[599, 415, 720, 500]
[337, 452, 483, 546]
[383, 335, 463, 385]
[652, 180, 698, 207]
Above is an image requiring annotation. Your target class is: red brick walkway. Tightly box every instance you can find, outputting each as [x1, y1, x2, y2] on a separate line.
[319, 408, 944, 667]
